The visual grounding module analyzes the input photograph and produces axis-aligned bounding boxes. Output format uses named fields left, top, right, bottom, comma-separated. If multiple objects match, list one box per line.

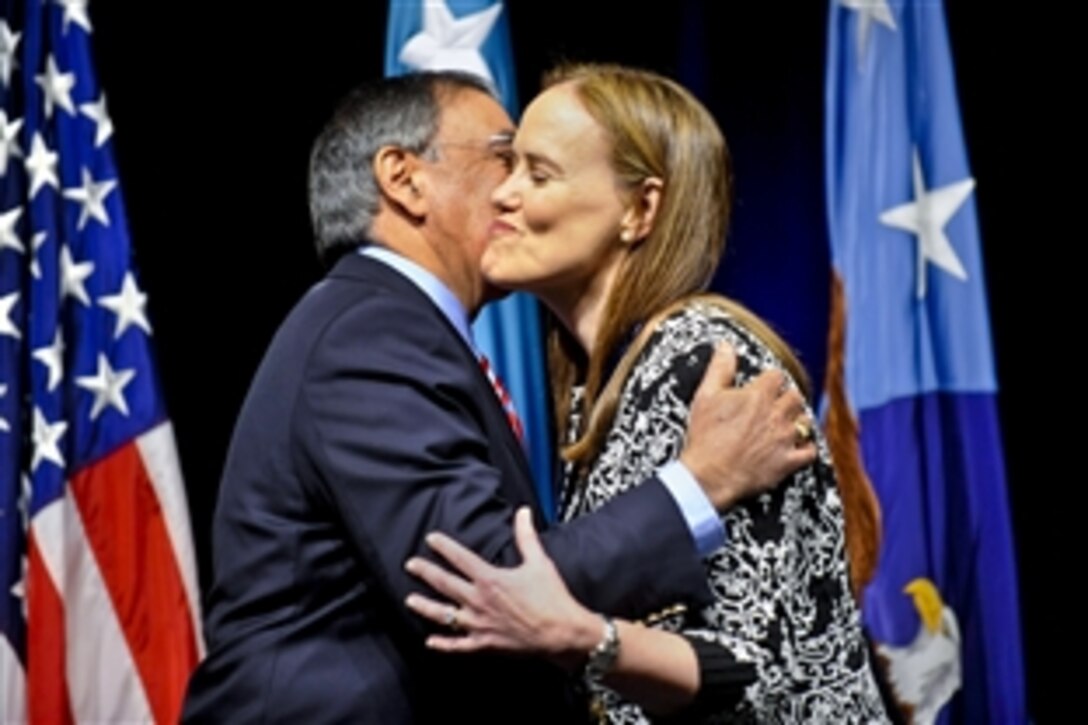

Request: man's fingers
left=771, top=385, right=807, bottom=423
left=773, top=444, right=818, bottom=483
left=747, top=367, right=787, bottom=399
left=512, top=507, right=545, bottom=563
left=699, top=342, right=738, bottom=392
left=768, top=384, right=813, bottom=448
left=791, top=441, right=818, bottom=466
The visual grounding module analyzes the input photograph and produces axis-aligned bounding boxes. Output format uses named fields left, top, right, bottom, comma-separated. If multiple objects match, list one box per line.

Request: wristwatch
left=583, top=617, right=620, bottom=683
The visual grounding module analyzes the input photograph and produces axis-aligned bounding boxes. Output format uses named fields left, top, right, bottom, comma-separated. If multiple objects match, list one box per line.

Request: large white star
left=0, top=110, right=23, bottom=176
left=399, top=0, right=502, bottom=83
left=0, top=384, right=9, bottom=433
left=76, top=353, right=136, bottom=420
left=59, top=245, right=94, bottom=306
left=33, top=329, right=65, bottom=392
left=80, top=94, right=113, bottom=148
left=0, top=20, right=20, bottom=88
left=0, top=206, right=22, bottom=254
left=54, top=0, right=92, bottom=35
left=880, top=149, right=974, bottom=298
left=839, top=0, right=897, bottom=65
left=25, top=133, right=60, bottom=199
left=29, top=230, right=47, bottom=279
left=35, top=55, right=77, bottom=119
left=31, top=407, right=67, bottom=472
left=62, top=167, right=117, bottom=230
left=98, top=271, right=151, bottom=339
left=0, top=291, right=19, bottom=339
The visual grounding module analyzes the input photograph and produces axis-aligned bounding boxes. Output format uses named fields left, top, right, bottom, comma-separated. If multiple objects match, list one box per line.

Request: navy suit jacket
left=182, top=252, right=711, bottom=723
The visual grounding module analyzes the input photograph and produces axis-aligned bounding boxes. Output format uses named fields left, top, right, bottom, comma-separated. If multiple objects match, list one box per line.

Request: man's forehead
left=438, top=88, right=514, bottom=138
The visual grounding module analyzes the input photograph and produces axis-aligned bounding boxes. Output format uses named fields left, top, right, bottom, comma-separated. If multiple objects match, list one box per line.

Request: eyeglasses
left=422, top=132, right=515, bottom=169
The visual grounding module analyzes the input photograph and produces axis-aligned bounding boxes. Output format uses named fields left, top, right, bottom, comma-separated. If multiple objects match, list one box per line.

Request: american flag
left=1, top=1, right=202, bottom=722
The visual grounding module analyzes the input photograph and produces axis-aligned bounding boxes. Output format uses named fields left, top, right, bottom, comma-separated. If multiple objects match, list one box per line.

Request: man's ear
left=619, top=176, right=664, bottom=245
left=373, top=146, right=427, bottom=219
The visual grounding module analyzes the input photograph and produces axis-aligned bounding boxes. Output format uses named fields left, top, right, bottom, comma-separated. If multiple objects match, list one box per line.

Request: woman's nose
left=491, top=173, right=519, bottom=209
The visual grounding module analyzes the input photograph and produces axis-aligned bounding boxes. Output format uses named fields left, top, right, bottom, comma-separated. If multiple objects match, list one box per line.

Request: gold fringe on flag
left=822, top=273, right=883, bottom=600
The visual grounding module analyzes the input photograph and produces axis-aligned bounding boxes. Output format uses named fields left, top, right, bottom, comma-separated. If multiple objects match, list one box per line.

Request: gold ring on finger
left=794, top=418, right=813, bottom=445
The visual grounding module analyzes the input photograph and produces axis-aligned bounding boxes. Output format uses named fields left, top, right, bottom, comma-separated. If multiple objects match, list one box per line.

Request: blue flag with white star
left=385, top=0, right=554, bottom=518
left=1, top=1, right=202, bottom=720
left=826, top=0, right=1025, bottom=721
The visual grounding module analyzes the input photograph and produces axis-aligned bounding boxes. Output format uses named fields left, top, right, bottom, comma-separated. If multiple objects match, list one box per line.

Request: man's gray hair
left=308, top=71, right=494, bottom=266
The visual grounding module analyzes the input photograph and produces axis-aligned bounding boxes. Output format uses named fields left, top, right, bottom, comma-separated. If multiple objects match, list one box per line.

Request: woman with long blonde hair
left=406, top=64, right=889, bottom=723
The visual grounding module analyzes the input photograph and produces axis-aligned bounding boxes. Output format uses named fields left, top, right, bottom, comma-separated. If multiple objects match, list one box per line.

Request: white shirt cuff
left=656, top=460, right=726, bottom=557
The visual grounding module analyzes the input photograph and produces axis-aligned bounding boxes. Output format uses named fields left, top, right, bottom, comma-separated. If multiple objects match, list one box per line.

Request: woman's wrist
left=554, top=610, right=610, bottom=672
left=581, top=617, right=620, bottom=684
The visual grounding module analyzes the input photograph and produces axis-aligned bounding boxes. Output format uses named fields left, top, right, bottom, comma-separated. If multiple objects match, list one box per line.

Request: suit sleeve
left=292, top=295, right=710, bottom=637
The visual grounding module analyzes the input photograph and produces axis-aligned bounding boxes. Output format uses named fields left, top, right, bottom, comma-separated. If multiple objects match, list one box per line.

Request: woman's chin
left=483, top=268, right=532, bottom=292
left=481, top=255, right=529, bottom=292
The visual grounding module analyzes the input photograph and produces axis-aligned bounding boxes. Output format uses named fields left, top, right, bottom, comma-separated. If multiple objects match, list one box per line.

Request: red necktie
left=479, top=355, right=525, bottom=442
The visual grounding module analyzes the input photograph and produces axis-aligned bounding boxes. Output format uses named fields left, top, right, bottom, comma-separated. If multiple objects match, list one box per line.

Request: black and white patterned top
left=562, top=301, right=889, bottom=724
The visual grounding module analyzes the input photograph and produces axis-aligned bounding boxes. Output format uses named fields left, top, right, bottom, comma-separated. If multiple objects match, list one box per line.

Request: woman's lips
left=488, top=219, right=518, bottom=239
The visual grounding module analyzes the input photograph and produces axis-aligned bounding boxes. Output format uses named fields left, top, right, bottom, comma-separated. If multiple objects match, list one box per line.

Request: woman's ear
left=620, top=176, right=664, bottom=245
left=373, top=146, right=427, bottom=219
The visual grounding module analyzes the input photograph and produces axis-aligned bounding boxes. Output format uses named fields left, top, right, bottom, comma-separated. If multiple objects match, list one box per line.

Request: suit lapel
left=329, top=253, right=539, bottom=508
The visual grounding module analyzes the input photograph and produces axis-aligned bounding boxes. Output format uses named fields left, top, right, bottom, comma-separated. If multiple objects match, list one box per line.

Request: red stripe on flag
left=69, top=442, right=200, bottom=725
left=27, top=534, right=75, bottom=725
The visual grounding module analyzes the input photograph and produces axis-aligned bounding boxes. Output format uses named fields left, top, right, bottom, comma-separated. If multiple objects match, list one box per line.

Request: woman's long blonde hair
left=548, top=63, right=881, bottom=595
left=545, top=63, right=808, bottom=468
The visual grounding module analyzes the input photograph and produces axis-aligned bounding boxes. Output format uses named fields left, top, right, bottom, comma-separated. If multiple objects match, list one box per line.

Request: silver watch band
left=583, top=616, right=620, bottom=683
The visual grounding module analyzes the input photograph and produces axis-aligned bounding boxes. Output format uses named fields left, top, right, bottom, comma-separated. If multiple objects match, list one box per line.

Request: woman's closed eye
left=528, top=166, right=551, bottom=185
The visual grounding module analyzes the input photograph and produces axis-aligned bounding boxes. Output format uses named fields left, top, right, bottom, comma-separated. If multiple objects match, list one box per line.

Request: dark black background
left=87, top=3, right=1068, bottom=719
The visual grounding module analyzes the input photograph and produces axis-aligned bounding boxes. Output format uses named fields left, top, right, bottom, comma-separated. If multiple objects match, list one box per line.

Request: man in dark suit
left=182, top=72, right=813, bottom=723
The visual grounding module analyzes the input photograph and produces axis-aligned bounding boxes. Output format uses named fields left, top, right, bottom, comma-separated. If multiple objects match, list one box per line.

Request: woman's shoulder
left=637, top=296, right=783, bottom=385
